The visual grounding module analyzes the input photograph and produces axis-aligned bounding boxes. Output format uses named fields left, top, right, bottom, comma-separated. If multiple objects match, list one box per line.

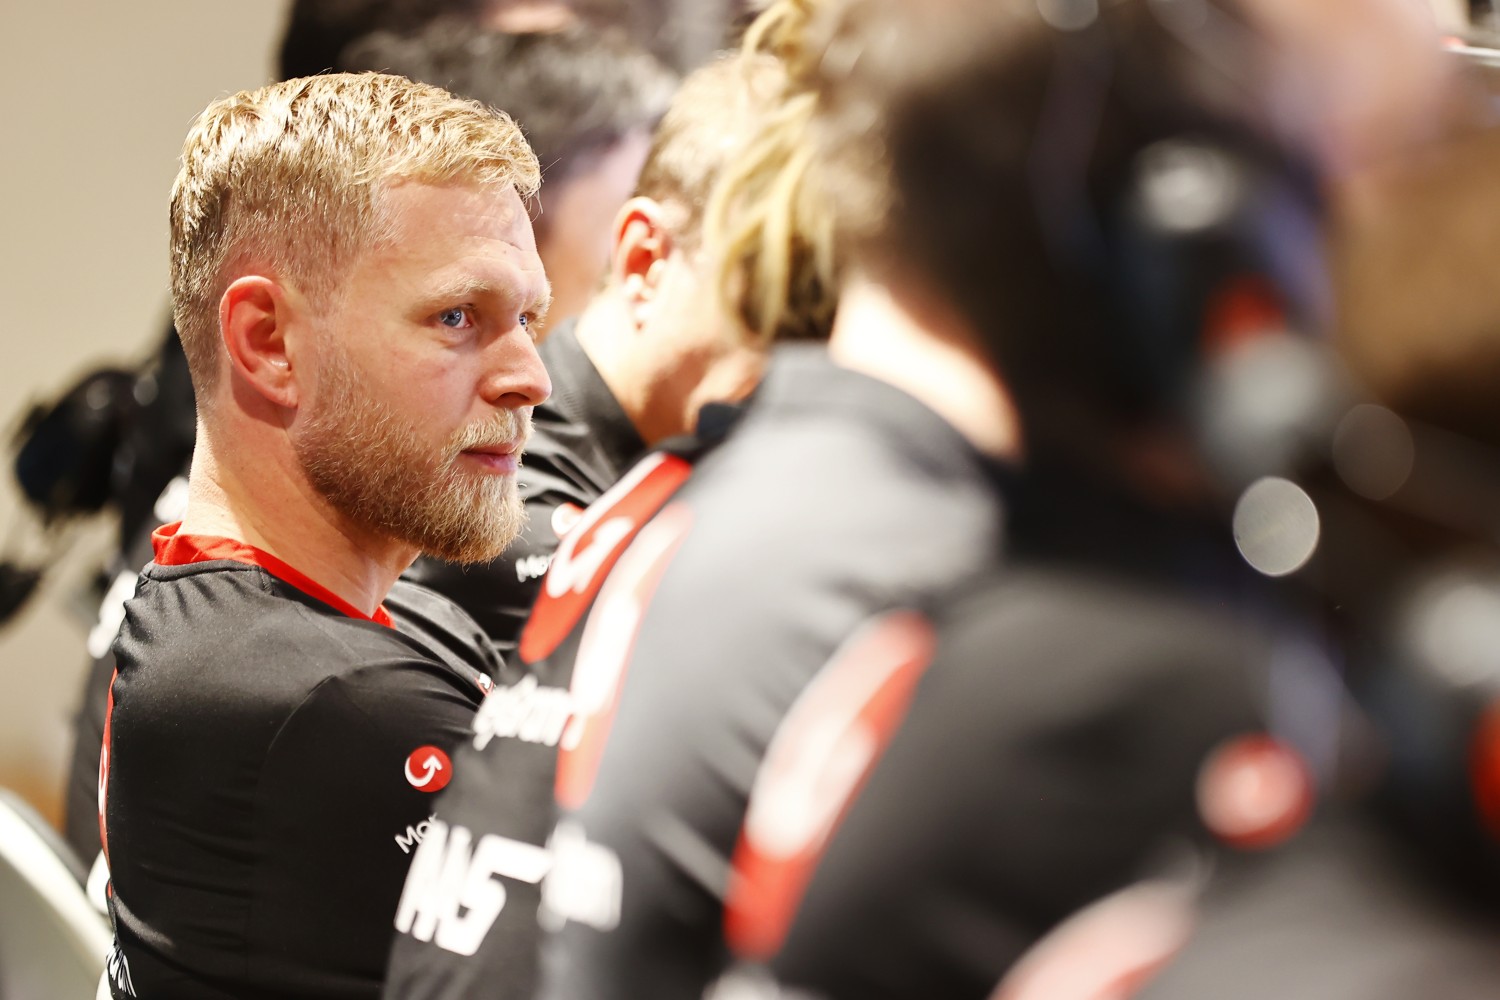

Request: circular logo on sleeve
left=404, top=746, right=454, bottom=793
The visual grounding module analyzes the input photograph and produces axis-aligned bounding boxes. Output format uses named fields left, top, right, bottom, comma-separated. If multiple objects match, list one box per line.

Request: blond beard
left=294, top=352, right=530, bottom=564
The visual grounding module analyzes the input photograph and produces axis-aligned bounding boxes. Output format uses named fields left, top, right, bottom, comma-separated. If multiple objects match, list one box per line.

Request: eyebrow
left=531, top=289, right=553, bottom=329
left=429, top=274, right=553, bottom=322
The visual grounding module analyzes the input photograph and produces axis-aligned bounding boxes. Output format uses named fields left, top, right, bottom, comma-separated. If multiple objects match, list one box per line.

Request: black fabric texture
left=737, top=468, right=1279, bottom=1000
left=761, top=562, right=1267, bottom=1000
left=101, top=562, right=493, bottom=1000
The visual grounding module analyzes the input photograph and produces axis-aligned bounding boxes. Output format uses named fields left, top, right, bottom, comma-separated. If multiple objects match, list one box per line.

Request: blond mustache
left=450, top=407, right=533, bottom=454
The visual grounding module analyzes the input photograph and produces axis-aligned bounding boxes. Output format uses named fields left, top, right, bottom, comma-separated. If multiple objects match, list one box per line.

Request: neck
left=574, top=291, right=689, bottom=446
left=177, top=415, right=414, bottom=618
left=574, top=291, right=648, bottom=429
left=828, top=275, right=1023, bottom=461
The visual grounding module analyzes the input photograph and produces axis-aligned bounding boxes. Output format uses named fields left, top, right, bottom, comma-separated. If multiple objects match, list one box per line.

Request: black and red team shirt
left=528, top=345, right=1013, bottom=1000
left=717, top=469, right=1306, bottom=1000
left=381, top=407, right=735, bottom=1000
left=100, top=524, right=496, bottom=1000
left=403, top=322, right=647, bottom=657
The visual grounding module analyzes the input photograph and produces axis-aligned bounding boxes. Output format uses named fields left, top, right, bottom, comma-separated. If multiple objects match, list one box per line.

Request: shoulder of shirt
left=256, top=668, right=478, bottom=780
left=136, top=559, right=471, bottom=674
left=655, top=415, right=1000, bottom=583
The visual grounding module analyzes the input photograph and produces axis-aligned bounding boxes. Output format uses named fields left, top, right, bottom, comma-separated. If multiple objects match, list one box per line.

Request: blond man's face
left=292, top=180, right=553, bottom=564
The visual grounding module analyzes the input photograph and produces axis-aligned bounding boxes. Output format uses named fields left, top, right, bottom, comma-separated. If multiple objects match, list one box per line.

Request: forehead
left=359, top=179, right=546, bottom=288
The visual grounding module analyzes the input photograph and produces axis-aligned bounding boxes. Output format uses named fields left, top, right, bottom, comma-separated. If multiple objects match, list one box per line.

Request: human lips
left=460, top=439, right=523, bottom=475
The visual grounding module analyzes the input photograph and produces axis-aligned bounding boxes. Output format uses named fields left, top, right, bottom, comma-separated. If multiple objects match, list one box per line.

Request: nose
left=480, top=327, right=551, bottom=409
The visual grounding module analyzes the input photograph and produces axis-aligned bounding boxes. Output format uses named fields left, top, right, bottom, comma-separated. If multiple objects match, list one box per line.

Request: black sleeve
left=236, top=662, right=483, bottom=996
left=759, top=579, right=1265, bottom=1000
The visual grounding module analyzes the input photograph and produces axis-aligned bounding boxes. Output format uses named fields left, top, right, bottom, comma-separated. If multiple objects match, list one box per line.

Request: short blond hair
left=169, top=72, right=540, bottom=399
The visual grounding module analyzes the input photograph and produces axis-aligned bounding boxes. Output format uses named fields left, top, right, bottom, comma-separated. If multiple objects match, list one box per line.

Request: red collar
left=151, top=522, right=395, bottom=629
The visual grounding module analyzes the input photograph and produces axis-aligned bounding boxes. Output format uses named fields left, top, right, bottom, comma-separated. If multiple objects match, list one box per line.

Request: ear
left=219, top=275, right=300, bottom=409
left=609, top=196, right=677, bottom=329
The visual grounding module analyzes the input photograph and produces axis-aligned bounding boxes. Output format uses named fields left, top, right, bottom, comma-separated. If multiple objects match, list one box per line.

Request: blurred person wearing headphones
left=1136, top=48, right=1500, bottom=1000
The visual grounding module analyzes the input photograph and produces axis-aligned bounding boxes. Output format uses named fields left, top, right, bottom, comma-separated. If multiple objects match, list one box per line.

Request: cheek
left=366, top=364, right=473, bottom=440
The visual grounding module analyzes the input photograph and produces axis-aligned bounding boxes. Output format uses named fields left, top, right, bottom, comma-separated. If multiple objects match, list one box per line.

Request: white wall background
left=0, top=1, right=289, bottom=825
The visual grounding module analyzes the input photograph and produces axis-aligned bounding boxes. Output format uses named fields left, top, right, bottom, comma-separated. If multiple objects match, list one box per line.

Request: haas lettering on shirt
left=393, top=818, right=622, bottom=956
left=395, top=820, right=552, bottom=957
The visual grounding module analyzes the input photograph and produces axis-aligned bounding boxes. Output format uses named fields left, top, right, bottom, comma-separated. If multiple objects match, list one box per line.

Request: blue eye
left=439, top=307, right=472, bottom=329
left=518, top=314, right=530, bottom=329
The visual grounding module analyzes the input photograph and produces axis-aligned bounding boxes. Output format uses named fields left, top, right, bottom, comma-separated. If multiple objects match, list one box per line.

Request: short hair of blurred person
left=342, top=19, right=680, bottom=335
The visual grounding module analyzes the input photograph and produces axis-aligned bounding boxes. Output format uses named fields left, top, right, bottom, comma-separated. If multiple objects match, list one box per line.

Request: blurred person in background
left=381, top=46, right=820, bottom=1000
left=527, top=0, right=1449, bottom=999
left=699, top=2, right=1452, bottom=999
left=1134, top=52, right=1500, bottom=1000
left=527, top=2, right=1020, bottom=998
left=98, top=73, right=547, bottom=1000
